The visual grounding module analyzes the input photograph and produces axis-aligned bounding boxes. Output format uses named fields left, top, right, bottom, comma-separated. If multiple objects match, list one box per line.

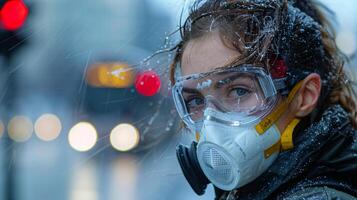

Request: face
left=179, top=31, right=295, bottom=133
left=178, top=31, right=277, bottom=125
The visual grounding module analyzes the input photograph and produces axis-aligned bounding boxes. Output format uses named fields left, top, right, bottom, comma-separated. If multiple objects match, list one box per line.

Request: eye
left=185, top=96, right=205, bottom=110
left=185, top=96, right=205, bottom=113
left=228, top=87, right=251, bottom=98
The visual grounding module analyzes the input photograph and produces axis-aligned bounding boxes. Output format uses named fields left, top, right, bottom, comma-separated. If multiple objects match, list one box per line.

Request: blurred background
left=0, top=0, right=356, bottom=200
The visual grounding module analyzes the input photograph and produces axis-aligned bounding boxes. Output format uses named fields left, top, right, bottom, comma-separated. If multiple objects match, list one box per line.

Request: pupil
left=236, top=88, right=247, bottom=96
left=195, top=98, right=204, bottom=105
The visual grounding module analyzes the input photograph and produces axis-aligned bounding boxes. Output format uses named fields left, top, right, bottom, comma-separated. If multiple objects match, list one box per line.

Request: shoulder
left=279, top=186, right=357, bottom=200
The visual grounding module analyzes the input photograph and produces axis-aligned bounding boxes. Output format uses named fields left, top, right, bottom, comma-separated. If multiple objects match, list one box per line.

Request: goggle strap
left=255, top=81, right=303, bottom=134
left=272, top=77, right=288, bottom=91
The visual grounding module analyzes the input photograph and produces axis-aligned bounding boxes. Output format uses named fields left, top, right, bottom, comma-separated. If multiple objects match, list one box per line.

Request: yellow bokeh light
left=98, top=65, right=111, bottom=86
left=7, top=116, right=33, bottom=142
left=86, top=62, right=134, bottom=88
left=110, top=123, right=140, bottom=152
left=68, top=122, right=97, bottom=152
left=109, top=64, right=134, bottom=88
left=0, top=120, right=5, bottom=138
left=34, top=114, right=62, bottom=141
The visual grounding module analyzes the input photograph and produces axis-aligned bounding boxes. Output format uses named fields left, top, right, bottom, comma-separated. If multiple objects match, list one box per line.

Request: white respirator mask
left=196, top=108, right=281, bottom=190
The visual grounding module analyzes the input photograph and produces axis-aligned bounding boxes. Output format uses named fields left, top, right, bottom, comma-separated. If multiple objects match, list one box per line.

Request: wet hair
left=169, top=0, right=357, bottom=127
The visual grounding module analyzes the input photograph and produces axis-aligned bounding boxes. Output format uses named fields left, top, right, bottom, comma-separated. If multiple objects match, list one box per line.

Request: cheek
left=246, top=93, right=261, bottom=107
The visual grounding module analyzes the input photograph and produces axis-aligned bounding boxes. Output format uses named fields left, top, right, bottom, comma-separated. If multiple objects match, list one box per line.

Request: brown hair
left=169, top=0, right=357, bottom=127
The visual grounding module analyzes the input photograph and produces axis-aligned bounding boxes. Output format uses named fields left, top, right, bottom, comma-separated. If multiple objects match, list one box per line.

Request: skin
left=180, top=31, right=321, bottom=133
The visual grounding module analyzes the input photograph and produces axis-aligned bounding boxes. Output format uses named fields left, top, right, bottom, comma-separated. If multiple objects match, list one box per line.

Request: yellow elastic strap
left=255, top=100, right=289, bottom=134
left=280, top=118, right=300, bottom=150
left=255, top=81, right=303, bottom=134
left=263, top=118, right=301, bottom=158
left=264, top=139, right=281, bottom=159
left=195, top=132, right=200, bottom=142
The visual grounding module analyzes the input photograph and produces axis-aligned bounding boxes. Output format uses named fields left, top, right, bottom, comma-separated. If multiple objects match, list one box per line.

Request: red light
left=135, top=70, right=161, bottom=96
left=0, top=0, right=28, bottom=31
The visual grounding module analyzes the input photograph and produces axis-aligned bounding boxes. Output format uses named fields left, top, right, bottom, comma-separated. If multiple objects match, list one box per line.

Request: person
left=169, top=0, right=357, bottom=199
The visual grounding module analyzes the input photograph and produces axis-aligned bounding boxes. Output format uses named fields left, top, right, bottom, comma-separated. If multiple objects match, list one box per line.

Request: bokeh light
left=86, top=62, right=134, bottom=88
left=0, top=0, right=28, bottom=31
left=135, top=70, right=161, bottom=96
left=68, top=122, right=98, bottom=152
left=0, top=120, right=4, bottom=138
left=7, top=116, right=33, bottom=142
left=336, top=30, right=356, bottom=56
left=110, top=123, right=140, bottom=152
left=110, top=156, right=137, bottom=200
left=34, top=113, right=62, bottom=141
left=70, top=162, right=98, bottom=200
left=109, top=64, right=135, bottom=87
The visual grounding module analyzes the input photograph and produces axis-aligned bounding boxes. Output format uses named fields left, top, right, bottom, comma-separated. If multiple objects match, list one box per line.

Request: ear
left=292, top=73, right=322, bottom=117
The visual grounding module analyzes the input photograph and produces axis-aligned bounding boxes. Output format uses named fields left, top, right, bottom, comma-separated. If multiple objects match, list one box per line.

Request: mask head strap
left=257, top=81, right=303, bottom=155
left=255, top=80, right=303, bottom=134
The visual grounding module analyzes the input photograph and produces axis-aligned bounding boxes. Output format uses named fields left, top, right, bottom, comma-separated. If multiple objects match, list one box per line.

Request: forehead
left=181, top=31, right=241, bottom=76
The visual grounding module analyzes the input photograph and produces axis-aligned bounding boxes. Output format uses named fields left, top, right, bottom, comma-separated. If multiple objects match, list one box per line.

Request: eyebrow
left=182, top=74, right=253, bottom=93
left=216, top=73, right=252, bottom=88
left=182, top=87, right=200, bottom=94
left=216, top=74, right=239, bottom=88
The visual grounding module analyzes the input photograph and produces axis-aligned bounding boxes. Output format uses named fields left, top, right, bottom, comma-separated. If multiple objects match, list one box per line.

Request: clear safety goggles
left=172, top=65, right=286, bottom=130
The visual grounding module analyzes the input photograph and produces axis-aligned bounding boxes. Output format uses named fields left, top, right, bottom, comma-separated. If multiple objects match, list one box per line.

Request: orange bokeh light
left=86, top=62, right=135, bottom=88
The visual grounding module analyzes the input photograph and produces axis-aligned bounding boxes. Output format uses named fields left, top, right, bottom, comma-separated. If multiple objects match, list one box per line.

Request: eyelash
left=185, top=95, right=204, bottom=106
left=228, top=86, right=251, bottom=98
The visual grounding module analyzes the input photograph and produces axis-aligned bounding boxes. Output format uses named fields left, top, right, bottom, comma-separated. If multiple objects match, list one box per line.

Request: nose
left=204, top=96, right=228, bottom=113
left=204, top=95, right=218, bottom=109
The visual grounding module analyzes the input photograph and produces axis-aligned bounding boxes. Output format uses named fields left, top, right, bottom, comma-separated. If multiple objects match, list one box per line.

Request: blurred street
left=0, top=0, right=356, bottom=200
